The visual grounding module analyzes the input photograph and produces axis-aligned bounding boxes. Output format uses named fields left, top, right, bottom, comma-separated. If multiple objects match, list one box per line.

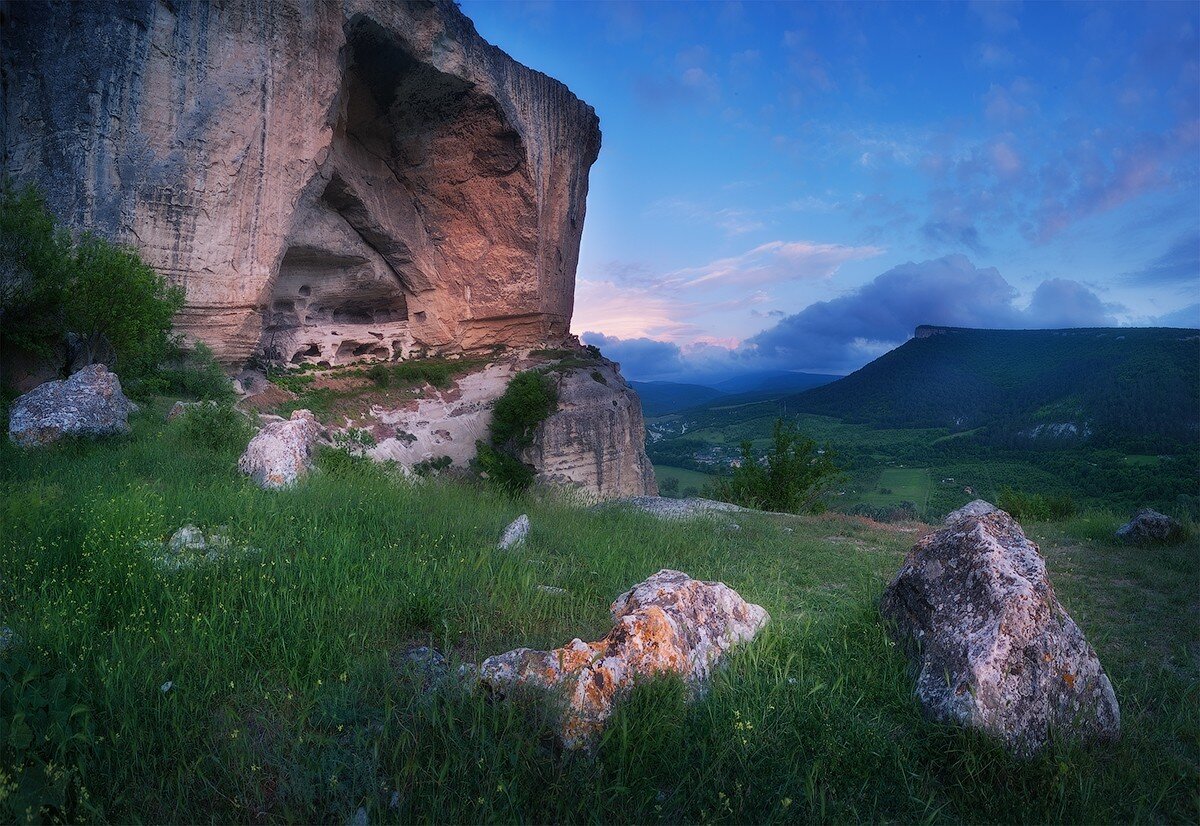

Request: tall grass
left=0, top=406, right=1196, bottom=823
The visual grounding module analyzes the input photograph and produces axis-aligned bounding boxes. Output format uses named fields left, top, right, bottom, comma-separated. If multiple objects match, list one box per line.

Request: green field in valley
left=854, top=467, right=933, bottom=511
left=653, top=464, right=718, bottom=496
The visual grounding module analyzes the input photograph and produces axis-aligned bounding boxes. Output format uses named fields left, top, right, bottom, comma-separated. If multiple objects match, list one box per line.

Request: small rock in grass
left=348, top=807, right=368, bottom=826
left=398, top=646, right=449, bottom=687
left=160, top=680, right=174, bottom=693
left=389, top=791, right=401, bottom=810
left=536, top=585, right=568, bottom=596
left=498, top=514, right=530, bottom=550
left=168, top=525, right=206, bottom=553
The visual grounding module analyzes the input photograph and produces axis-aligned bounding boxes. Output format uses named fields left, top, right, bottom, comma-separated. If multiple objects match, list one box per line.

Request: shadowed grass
left=0, top=405, right=1196, bottom=823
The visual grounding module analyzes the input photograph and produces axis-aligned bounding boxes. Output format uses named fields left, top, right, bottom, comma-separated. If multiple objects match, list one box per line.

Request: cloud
left=920, top=218, right=987, bottom=254
left=1122, top=231, right=1200, bottom=286
left=571, top=278, right=699, bottom=341
left=1024, top=278, right=1120, bottom=328
left=666, top=240, right=884, bottom=289
left=1152, top=303, right=1200, bottom=328
left=583, top=255, right=1125, bottom=381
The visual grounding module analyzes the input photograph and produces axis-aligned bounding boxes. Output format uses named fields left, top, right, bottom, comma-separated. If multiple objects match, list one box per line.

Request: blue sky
left=461, top=0, right=1200, bottom=381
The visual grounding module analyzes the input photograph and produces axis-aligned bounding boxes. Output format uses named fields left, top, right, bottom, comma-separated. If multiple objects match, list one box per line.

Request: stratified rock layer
left=2, top=0, right=600, bottom=364
left=477, top=569, right=769, bottom=749
left=8, top=365, right=134, bottom=446
left=523, top=359, right=658, bottom=499
left=881, top=503, right=1120, bottom=755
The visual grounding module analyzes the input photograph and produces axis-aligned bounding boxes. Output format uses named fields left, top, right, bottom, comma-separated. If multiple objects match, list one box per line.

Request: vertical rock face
left=523, top=359, right=659, bottom=499
left=881, top=503, right=1120, bottom=755
left=2, top=0, right=600, bottom=364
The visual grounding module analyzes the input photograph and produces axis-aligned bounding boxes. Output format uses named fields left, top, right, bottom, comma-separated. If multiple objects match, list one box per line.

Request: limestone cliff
left=1, top=0, right=599, bottom=364
left=523, top=359, right=658, bottom=499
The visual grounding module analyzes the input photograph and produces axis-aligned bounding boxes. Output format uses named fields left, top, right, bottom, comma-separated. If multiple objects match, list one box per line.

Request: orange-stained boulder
left=477, top=569, right=769, bottom=749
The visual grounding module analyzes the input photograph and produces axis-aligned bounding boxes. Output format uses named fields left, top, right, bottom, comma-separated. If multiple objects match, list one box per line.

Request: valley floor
left=1, top=405, right=1197, bottom=823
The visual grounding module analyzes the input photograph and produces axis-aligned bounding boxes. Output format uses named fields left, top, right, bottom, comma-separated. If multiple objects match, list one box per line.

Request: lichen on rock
left=476, top=569, right=769, bottom=750
left=8, top=364, right=134, bottom=447
left=881, top=502, right=1120, bottom=755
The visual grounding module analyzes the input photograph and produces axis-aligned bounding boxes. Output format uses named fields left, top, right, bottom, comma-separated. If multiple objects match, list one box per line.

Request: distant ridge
left=786, top=326, right=1200, bottom=451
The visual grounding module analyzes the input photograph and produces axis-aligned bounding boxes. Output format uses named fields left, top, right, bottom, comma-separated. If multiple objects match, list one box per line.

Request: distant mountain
left=713, top=370, right=840, bottom=395
left=630, top=381, right=726, bottom=417
left=786, top=326, right=1200, bottom=451
left=631, top=371, right=841, bottom=416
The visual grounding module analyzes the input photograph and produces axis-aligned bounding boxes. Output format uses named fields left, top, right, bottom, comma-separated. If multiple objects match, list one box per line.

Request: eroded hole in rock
left=255, top=14, right=539, bottom=368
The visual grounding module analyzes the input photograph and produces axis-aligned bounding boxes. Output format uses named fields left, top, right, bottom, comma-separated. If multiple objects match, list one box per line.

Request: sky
left=461, top=0, right=1200, bottom=383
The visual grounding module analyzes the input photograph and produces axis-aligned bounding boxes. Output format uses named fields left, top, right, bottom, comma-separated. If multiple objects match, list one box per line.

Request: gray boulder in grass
left=881, top=502, right=1119, bottom=755
left=1115, top=508, right=1185, bottom=545
left=8, top=364, right=135, bottom=447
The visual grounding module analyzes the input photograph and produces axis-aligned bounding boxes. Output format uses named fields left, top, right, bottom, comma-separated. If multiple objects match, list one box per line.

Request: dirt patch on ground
left=239, top=383, right=296, bottom=413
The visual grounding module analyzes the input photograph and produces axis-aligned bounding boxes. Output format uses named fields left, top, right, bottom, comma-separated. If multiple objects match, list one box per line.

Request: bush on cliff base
left=0, top=182, right=184, bottom=390
left=476, top=370, right=558, bottom=492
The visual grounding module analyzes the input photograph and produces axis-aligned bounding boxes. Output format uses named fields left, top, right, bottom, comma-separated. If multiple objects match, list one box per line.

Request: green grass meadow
left=1, top=406, right=1197, bottom=823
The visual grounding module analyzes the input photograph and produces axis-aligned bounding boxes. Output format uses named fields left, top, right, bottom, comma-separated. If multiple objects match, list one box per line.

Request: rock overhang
left=1, top=0, right=601, bottom=366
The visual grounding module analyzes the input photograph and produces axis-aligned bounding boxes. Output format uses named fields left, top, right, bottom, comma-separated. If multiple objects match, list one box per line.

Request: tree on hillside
left=66, top=232, right=184, bottom=377
left=0, top=183, right=72, bottom=357
left=712, top=418, right=838, bottom=513
left=0, top=182, right=184, bottom=382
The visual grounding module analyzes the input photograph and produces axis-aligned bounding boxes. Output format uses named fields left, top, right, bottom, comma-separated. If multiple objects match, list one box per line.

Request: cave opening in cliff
left=258, top=16, right=539, bottom=368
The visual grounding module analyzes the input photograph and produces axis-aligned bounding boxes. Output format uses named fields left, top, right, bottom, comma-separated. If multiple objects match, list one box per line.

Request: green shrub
left=331, top=427, right=375, bottom=458
left=489, top=370, right=558, bottom=450
left=474, top=440, right=535, bottom=492
left=711, top=418, right=838, bottom=514
left=0, top=182, right=184, bottom=390
left=173, top=402, right=253, bottom=453
left=366, top=362, right=392, bottom=388
left=473, top=370, right=558, bottom=493
left=0, top=183, right=72, bottom=358
left=1, top=650, right=96, bottom=824
left=997, top=487, right=1077, bottom=521
left=157, top=342, right=233, bottom=402
left=413, top=455, right=453, bottom=477
left=67, top=233, right=184, bottom=383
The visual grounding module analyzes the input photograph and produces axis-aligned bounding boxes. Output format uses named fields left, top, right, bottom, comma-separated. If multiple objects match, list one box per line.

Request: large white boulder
left=238, top=410, right=323, bottom=489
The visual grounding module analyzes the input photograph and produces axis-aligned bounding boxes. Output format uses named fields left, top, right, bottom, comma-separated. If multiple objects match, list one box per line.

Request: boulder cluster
left=4, top=365, right=1130, bottom=758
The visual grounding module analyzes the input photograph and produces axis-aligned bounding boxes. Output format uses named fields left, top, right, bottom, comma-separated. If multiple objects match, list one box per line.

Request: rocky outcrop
left=238, top=410, right=324, bottom=489
left=1116, top=508, right=1185, bottom=544
left=523, top=359, right=658, bottom=499
left=8, top=364, right=135, bottom=447
left=477, top=569, right=769, bottom=749
left=2, top=0, right=600, bottom=365
left=881, top=503, right=1120, bottom=755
